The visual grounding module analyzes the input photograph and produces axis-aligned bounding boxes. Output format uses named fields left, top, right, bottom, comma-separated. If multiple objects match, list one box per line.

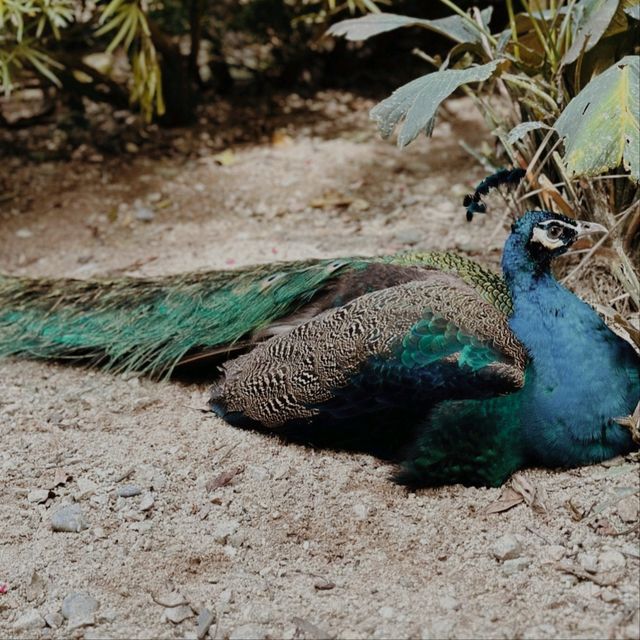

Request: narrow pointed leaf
left=327, top=8, right=492, bottom=44
left=507, top=121, right=551, bottom=145
left=555, top=56, right=639, bottom=181
left=370, top=60, right=504, bottom=148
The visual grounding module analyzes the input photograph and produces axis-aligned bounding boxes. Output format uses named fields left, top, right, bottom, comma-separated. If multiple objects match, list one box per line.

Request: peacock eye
left=546, top=224, right=563, bottom=240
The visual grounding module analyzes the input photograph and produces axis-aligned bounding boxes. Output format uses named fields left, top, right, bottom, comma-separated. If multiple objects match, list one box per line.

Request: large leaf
left=327, top=8, right=492, bottom=44
left=563, top=0, right=620, bottom=65
left=370, top=60, right=504, bottom=148
left=554, top=55, right=639, bottom=181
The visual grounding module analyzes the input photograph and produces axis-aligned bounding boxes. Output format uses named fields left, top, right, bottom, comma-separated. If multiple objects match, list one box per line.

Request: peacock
left=0, top=170, right=638, bottom=487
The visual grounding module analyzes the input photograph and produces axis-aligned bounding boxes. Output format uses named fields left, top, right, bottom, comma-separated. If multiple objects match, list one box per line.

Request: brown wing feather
left=210, top=273, right=526, bottom=428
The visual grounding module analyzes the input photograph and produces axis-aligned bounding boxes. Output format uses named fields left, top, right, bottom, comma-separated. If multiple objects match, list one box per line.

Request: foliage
left=331, top=0, right=640, bottom=309
left=0, top=0, right=388, bottom=124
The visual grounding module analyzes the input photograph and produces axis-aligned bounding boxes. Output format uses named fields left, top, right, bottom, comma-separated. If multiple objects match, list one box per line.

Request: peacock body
left=1, top=201, right=638, bottom=487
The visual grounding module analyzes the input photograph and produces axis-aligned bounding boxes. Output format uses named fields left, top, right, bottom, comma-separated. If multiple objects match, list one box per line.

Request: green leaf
left=327, top=8, right=492, bottom=44
left=562, top=0, right=620, bottom=65
left=370, top=59, right=504, bottom=148
left=554, top=55, right=639, bottom=181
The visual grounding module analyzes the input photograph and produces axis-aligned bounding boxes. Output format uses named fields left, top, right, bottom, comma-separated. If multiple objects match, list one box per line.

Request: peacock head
left=511, top=210, right=607, bottom=264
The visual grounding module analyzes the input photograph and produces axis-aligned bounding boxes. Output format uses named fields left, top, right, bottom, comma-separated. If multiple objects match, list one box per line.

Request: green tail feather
left=0, top=252, right=511, bottom=377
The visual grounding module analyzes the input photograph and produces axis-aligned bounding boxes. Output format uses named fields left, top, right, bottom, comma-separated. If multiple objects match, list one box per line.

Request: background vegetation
left=1, top=0, right=638, bottom=332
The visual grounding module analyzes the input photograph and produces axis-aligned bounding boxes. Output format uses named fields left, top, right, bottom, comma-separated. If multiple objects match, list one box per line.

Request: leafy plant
left=329, top=0, right=640, bottom=312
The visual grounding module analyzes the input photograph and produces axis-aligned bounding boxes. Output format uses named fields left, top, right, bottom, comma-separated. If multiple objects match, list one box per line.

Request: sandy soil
left=1, top=93, right=638, bottom=640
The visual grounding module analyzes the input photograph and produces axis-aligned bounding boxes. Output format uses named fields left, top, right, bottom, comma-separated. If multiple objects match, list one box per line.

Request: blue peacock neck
left=499, top=230, right=637, bottom=466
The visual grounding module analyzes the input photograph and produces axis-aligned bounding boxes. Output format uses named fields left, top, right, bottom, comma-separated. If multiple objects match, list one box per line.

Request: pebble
left=44, top=612, right=64, bottom=629
left=544, top=544, right=566, bottom=562
left=196, top=608, right=216, bottom=639
left=578, top=552, right=599, bottom=573
left=438, top=595, right=460, bottom=611
left=229, top=624, right=268, bottom=640
left=378, top=606, right=394, bottom=619
left=616, top=496, right=639, bottom=523
left=75, top=478, right=98, bottom=500
left=353, top=504, right=369, bottom=520
left=153, top=590, right=188, bottom=608
left=164, top=605, right=194, bottom=624
left=27, top=489, right=50, bottom=504
left=13, top=609, right=46, bottom=631
left=117, top=484, right=142, bottom=498
left=492, top=534, right=522, bottom=561
left=51, top=504, right=89, bottom=533
left=139, top=492, right=155, bottom=511
left=61, top=593, right=99, bottom=627
left=502, top=557, right=530, bottom=575
left=212, top=520, right=239, bottom=545
left=597, top=550, right=626, bottom=583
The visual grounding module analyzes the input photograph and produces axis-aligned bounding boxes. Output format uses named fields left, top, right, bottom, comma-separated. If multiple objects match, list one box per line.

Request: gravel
left=50, top=504, right=89, bottom=533
left=0, top=94, right=638, bottom=639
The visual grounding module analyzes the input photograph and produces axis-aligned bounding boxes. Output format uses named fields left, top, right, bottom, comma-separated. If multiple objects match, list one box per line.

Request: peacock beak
left=575, top=220, right=608, bottom=236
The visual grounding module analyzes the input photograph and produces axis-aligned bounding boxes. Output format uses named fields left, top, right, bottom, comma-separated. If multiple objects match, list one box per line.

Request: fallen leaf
left=484, top=487, right=524, bottom=514
left=271, top=130, right=293, bottom=147
left=206, top=466, right=244, bottom=492
left=565, top=499, right=584, bottom=521
left=213, top=149, right=235, bottom=166
left=310, top=192, right=355, bottom=209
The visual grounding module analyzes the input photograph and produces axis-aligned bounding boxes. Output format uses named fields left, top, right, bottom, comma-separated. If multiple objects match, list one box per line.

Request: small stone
left=44, top=612, right=64, bottom=629
left=219, top=589, right=234, bottom=605
left=492, top=534, right=522, bottom=561
left=153, top=591, right=188, bottom=608
left=16, top=228, right=33, bottom=239
left=502, top=557, right=530, bottom=575
left=616, top=496, right=639, bottom=523
left=125, top=142, right=139, bottom=153
left=597, top=550, right=626, bottom=583
left=229, top=624, right=267, bottom=640
left=164, top=605, right=194, bottom=624
left=228, top=530, right=246, bottom=548
left=212, top=520, right=239, bottom=545
left=117, top=484, right=142, bottom=498
left=139, top=492, right=155, bottom=511
left=314, top=579, right=335, bottom=591
left=75, top=478, right=98, bottom=500
left=13, top=609, right=46, bottom=631
left=438, top=595, right=460, bottom=611
left=545, top=545, right=566, bottom=562
left=27, top=489, right=50, bottom=504
left=353, top=504, right=369, bottom=520
left=578, top=552, right=599, bottom=573
left=26, top=570, right=47, bottom=602
left=51, top=504, right=89, bottom=533
left=196, top=608, right=216, bottom=639
left=379, top=606, right=394, bottom=619
left=134, top=205, right=155, bottom=222
left=600, top=588, right=621, bottom=603
left=61, top=593, right=99, bottom=627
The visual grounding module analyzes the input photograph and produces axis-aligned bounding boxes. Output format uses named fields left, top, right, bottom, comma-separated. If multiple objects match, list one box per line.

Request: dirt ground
left=1, top=93, right=639, bottom=640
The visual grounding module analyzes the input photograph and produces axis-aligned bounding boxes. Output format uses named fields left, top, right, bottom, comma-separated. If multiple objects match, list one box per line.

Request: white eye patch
left=531, top=220, right=578, bottom=249
left=531, top=227, right=565, bottom=249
